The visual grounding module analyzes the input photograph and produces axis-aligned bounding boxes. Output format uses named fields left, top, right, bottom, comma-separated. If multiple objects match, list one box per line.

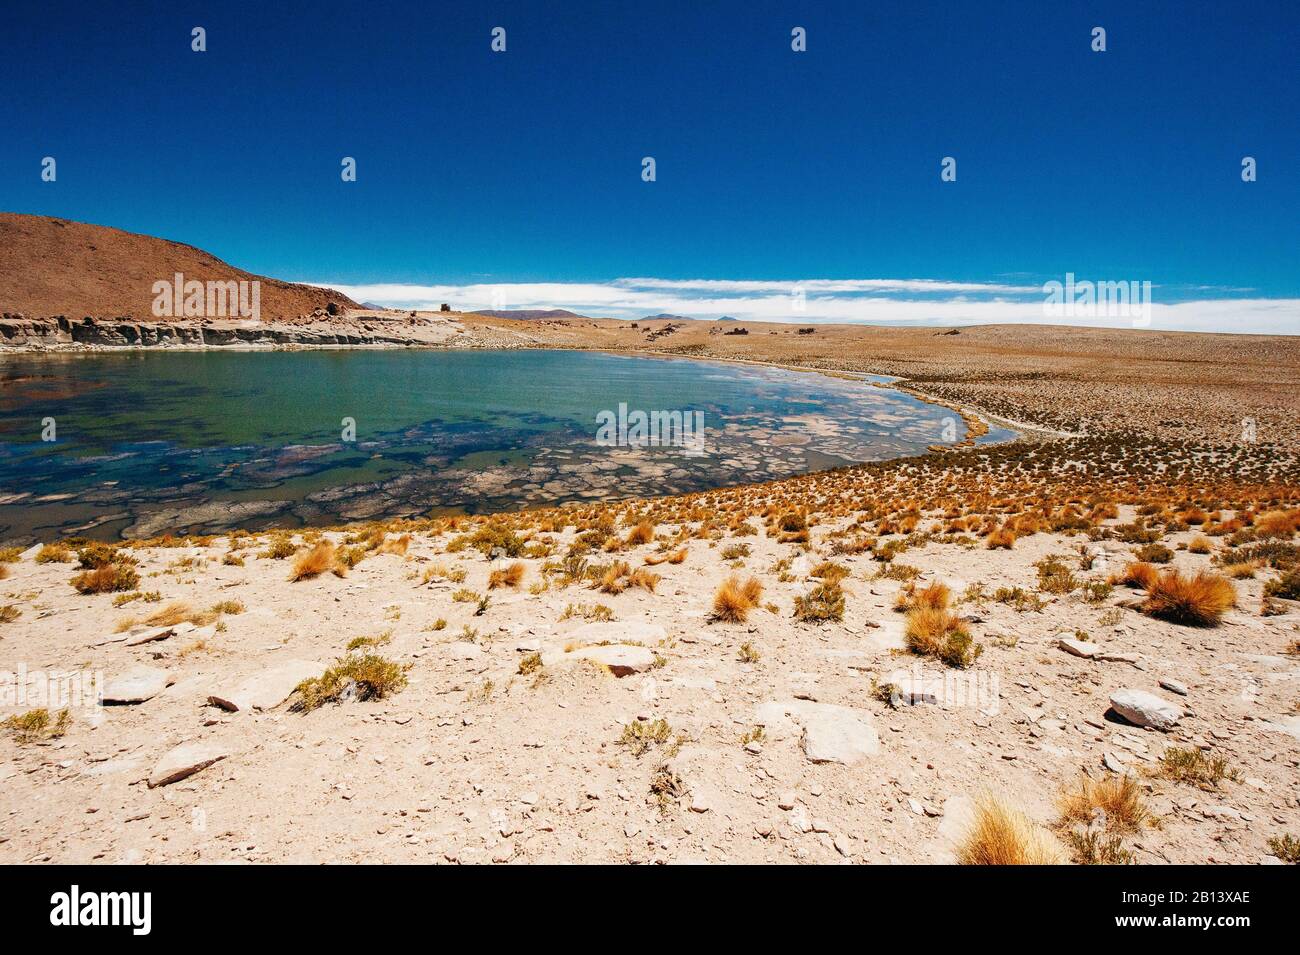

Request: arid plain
left=3, top=310, right=1299, bottom=864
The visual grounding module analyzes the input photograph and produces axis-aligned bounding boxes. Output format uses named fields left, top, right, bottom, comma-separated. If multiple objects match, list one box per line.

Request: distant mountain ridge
left=471, top=308, right=589, bottom=320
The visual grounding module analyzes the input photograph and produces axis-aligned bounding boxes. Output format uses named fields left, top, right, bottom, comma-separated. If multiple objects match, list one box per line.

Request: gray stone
left=543, top=643, right=657, bottom=677
left=755, top=700, right=880, bottom=765
left=1159, top=679, right=1189, bottom=696
left=102, top=666, right=173, bottom=704
left=1058, top=637, right=1100, bottom=659
left=932, top=795, right=976, bottom=864
left=1098, top=650, right=1140, bottom=664
left=1109, top=688, right=1184, bottom=731
left=125, top=622, right=205, bottom=646
left=566, top=619, right=667, bottom=647
left=1263, top=714, right=1300, bottom=742
left=208, top=659, right=322, bottom=712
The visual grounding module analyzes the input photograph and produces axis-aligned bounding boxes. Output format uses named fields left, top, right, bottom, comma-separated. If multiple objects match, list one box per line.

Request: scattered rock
left=1159, top=679, right=1189, bottom=696
left=566, top=620, right=666, bottom=647
left=544, top=644, right=658, bottom=677
left=1262, top=714, right=1300, bottom=742
left=207, top=659, right=322, bottom=712
left=147, top=740, right=231, bottom=788
left=756, top=700, right=881, bottom=764
left=1058, top=637, right=1100, bottom=659
left=123, top=623, right=187, bottom=646
left=102, top=666, right=173, bottom=705
left=1098, top=650, right=1140, bottom=665
left=932, top=795, right=976, bottom=864
left=1108, top=688, right=1184, bottom=731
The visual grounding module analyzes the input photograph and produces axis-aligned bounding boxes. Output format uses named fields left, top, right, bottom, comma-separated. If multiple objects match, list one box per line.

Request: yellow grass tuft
left=375, top=533, right=411, bottom=556
left=290, top=541, right=345, bottom=581
left=986, top=527, right=1017, bottom=550
left=625, top=520, right=655, bottom=546
left=645, top=546, right=688, bottom=566
left=1057, top=774, right=1151, bottom=834
left=712, top=574, right=763, bottom=623
left=904, top=607, right=981, bottom=667
left=71, top=563, right=140, bottom=595
left=4, top=707, right=71, bottom=743
left=958, top=794, right=1065, bottom=865
left=35, top=543, right=74, bottom=563
left=488, top=561, right=526, bottom=589
left=1111, top=560, right=1159, bottom=591
left=293, top=653, right=409, bottom=711
left=1142, top=569, right=1235, bottom=626
left=914, top=581, right=951, bottom=610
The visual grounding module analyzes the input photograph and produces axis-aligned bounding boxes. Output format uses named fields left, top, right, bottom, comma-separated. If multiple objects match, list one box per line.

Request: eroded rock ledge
left=0, top=314, right=458, bottom=349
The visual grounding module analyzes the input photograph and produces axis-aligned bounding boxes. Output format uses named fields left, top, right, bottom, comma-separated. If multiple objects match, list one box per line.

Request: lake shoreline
left=2, top=348, right=993, bottom=544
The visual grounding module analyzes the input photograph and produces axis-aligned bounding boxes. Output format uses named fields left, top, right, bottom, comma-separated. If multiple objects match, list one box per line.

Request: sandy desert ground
left=1, top=393, right=1297, bottom=863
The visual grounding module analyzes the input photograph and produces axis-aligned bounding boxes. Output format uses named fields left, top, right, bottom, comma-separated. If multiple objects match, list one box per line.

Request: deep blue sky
left=2, top=0, right=1297, bottom=302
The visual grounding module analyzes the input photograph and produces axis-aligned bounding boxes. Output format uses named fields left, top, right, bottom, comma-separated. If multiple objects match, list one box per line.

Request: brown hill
left=0, top=213, right=358, bottom=322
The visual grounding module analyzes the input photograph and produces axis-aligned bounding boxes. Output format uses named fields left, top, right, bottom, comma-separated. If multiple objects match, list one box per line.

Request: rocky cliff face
left=0, top=314, right=449, bottom=349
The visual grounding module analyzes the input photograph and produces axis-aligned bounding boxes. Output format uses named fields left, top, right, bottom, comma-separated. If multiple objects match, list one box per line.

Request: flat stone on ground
left=102, top=665, right=173, bottom=704
left=207, top=659, right=322, bottom=712
left=755, top=700, right=880, bottom=764
left=1109, top=688, right=1184, bottom=731
left=1058, top=637, right=1100, bottom=659
left=147, top=740, right=232, bottom=788
left=545, top=644, right=657, bottom=677
left=565, top=620, right=666, bottom=648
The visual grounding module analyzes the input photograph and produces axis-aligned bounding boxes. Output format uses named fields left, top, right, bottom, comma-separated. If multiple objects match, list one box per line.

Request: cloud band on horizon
left=312, top=277, right=1300, bottom=335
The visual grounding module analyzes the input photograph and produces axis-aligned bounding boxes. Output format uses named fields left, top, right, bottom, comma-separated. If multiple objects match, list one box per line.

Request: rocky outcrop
left=0, top=314, right=450, bottom=349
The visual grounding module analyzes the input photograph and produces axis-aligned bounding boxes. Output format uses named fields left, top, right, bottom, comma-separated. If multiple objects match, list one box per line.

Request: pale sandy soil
left=1, top=499, right=1297, bottom=864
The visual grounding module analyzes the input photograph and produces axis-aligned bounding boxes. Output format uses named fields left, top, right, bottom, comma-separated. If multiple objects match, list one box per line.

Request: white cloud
left=314, top=276, right=1300, bottom=335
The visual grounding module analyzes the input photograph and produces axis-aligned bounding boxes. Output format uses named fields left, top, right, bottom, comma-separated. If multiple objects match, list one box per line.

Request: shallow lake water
left=0, top=349, right=1014, bottom=542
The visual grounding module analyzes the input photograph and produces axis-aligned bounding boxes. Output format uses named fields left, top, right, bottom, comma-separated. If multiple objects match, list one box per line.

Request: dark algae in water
left=0, top=349, right=1011, bottom=542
